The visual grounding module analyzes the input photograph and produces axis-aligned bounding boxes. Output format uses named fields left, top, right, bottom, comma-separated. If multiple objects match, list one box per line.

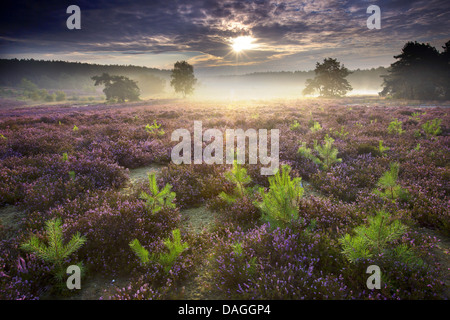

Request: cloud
left=0, top=0, right=449, bottom=72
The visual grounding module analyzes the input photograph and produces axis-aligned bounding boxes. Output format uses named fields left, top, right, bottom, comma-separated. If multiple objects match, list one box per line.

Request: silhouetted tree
left=303, top=58, right=352, bottom=97
left=442, top=41, right=450, bottom=99
left=380, top=41, right=449, bottom=100
left=170, top=61, right=197, bottom=98
left=91, top=73, right=140, bottom=102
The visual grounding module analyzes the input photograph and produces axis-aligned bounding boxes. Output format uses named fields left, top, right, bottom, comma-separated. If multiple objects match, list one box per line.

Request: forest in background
left=0, top=59, right=388, bottom=100
left=0, top=59, right=169, bottom=97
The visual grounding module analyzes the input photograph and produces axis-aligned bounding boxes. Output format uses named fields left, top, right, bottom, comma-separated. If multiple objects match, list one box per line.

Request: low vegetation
left=0, top=100, right=448, bottom=301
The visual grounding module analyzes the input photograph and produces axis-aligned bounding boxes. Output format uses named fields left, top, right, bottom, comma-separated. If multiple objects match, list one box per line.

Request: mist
left=189, top=68, right=387, bottom=100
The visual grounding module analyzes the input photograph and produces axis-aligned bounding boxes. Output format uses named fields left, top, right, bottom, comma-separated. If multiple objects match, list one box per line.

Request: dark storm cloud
left=0, top=0, right=449, bottom=70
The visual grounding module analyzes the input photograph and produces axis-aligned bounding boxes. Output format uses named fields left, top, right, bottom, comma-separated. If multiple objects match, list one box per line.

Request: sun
left=231, top=36, right=257, bottom=52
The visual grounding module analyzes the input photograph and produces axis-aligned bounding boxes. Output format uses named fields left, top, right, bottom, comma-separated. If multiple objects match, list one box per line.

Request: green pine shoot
left=159, top=228, right=189, bottom=272
left=339, top=211, right=423, bottom=266
left=310, top=121, right=322, bottom=133
left=219, top=160, right=252, bottom=204
left=140, top=172, right=176, bottom=213
left=297, top=141, right=322, bottom=166
left=378, top=140, right=390, bottom=154
left=422, top=118, right=442, bottom=136
left=333, top=126, right=349, bottom=139
left=129, top=229, right=188, bottom=273
left=314, top=134, right=342, bottom=170
left=254, top=164, right=304, bottom=229
left=387, top=119, right=404, bottom=135
left=373, top=162, right=408, bottom=202
left=129, top=238, right=150, bottom=265
left=21, top=218, right=86, bottom=280
left=409, top=112, right=421, bottom=122
left=145, top=120, right=165, bottom=137
left=290, top=120, right=301, bottom=131
left=298, top=134, right=342, bottom=170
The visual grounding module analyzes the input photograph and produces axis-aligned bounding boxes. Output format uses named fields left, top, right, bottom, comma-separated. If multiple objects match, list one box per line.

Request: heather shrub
left=0, top=237, right=53, bottom=299
left=341, top=257, right=444, bottom=299
left=57, top=192, right=181, bottom=275
left=88, top=138, right=155, bottom=168
left=0, top=164, right=25, bottom=205
left=159, top=163, right=230, bottom=209
left=408, top=189, right=450, bottom=234
left=5, top=127, right=75, bottom=157
left=213, top=225, right=351, bottom=299
left=208, top=192, right=261, bottom=227
left=312, top=154, right=388, bottom=202
left=356, top=143, right=382, bottom=157
left=14, top=154, right=128, bottom=212
left=297, top=196, right=363, bottom=237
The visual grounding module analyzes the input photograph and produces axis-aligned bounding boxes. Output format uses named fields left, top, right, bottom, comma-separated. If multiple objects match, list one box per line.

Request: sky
left=1, top=0, right=449, bottom=75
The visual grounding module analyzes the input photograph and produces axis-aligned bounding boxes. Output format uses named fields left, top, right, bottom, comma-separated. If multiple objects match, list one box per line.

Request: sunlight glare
left=231, top=36, right=257, bottom=52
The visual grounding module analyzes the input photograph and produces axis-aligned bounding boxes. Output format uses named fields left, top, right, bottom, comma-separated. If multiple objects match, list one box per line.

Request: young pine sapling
left=145, top=120, right=165, bottom=137
left=387, top=119, right=404, bottom=135
left=140, top=172, right=176, bottom=213
left=310, top=121, right=322, bottom=133
left=339, top=211, right=423, bottom=266
left=422, top=118, right=442, bottom=136
left=373, top=162, right=409, bottom=202
left=254, top=164, right=304, bottom=229
left=21, top=218, right=86, bottom=282
left=298, top=134, right=342, bottom=170
left=378, top=140, right=390, bottom=154
left=219, top=160, right=252, bottom=204
left=289, top=120, right=301, bottom=131
left=129, top=228, right=188, bottom=273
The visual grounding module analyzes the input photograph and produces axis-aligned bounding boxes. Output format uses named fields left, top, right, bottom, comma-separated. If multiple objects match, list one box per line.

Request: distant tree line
left=380, top=40, right=450, bottom=100
left=0, top=59, right=168, bottom=95
left=223, top=67, right=387, bottom=93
